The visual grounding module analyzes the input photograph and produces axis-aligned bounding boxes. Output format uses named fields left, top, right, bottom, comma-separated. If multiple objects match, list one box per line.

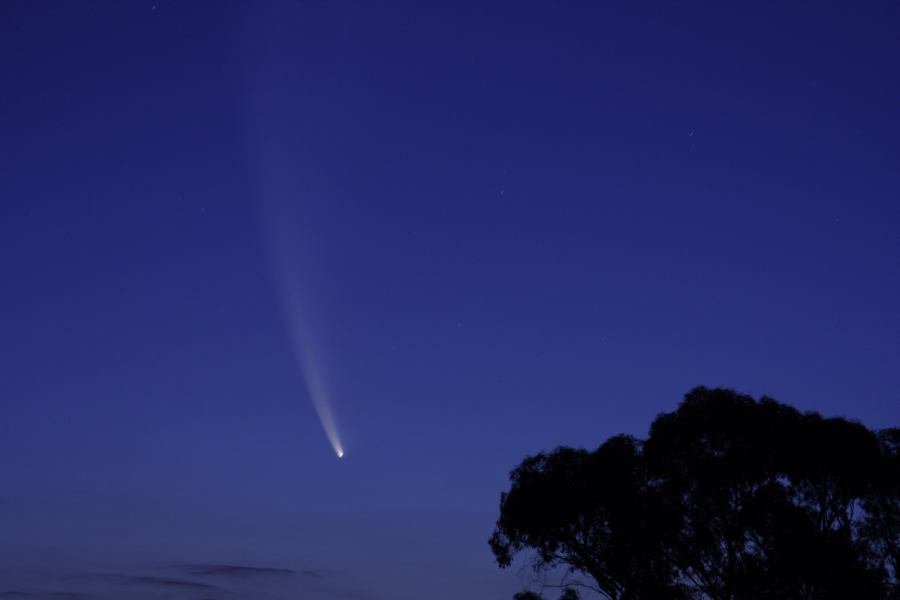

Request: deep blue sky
left=1, top=1, right=899, bottom=599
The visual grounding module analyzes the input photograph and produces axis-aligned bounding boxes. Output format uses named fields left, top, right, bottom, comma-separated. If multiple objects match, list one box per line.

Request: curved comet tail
left=259, top=193, right=345, bottom=459
left=296, top=343, right=345, bottom=458
left=250, top=109, right=344, bottom=457
left=245, top=6, right=349, bottom=460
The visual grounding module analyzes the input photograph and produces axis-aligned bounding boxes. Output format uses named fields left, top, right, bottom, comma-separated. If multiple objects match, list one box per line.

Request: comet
left=243, top=38, right=347, bottom=459
left=273, top=257, right=345, bottom=459
left=293, top=336, right=345, bottom=459
left=254, top=167, right=346, bottom=459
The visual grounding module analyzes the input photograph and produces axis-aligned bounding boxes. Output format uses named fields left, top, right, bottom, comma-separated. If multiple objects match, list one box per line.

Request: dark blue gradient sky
left=1, top=1, right=899, bottom=598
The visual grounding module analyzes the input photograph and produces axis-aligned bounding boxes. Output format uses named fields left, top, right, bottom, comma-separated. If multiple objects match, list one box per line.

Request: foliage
left=490, top=387, right=900, bottom=600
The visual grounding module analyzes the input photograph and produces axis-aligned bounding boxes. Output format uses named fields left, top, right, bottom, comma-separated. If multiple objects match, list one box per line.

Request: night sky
left=1, top=1, right=899, bottom=599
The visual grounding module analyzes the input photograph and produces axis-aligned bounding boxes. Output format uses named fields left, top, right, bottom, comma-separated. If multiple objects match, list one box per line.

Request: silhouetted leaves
left=491, top=387, right=899, bottom=600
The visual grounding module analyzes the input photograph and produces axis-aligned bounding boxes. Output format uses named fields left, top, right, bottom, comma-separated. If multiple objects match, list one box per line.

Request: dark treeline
left=490, top=387, right=900, bottom=600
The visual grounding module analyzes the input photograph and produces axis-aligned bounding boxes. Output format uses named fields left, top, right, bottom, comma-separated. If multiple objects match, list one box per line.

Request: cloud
left=0, top=561, right=376, bottom=600
left=182, top=564, right=295, bottom=577
left=128, top=575, right=217, bottom=589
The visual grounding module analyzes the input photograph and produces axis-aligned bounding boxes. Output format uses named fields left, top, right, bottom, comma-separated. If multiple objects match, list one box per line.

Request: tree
left=490, top=387, right=899, bottom=600
left=861, top=428, right=900, bottom=599
left=643, top=388, right=886, bottom=600
left=489, top=436, right=689, bottom=599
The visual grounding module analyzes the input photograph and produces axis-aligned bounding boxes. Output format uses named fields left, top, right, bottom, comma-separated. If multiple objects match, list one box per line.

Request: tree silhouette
left=490, top=387, right=899, bottom=600
left=490, top=437, right=688, bottom=599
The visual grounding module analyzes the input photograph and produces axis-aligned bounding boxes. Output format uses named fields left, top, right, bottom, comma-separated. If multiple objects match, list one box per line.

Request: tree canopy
left=490, top=387, right=900, bottom=600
